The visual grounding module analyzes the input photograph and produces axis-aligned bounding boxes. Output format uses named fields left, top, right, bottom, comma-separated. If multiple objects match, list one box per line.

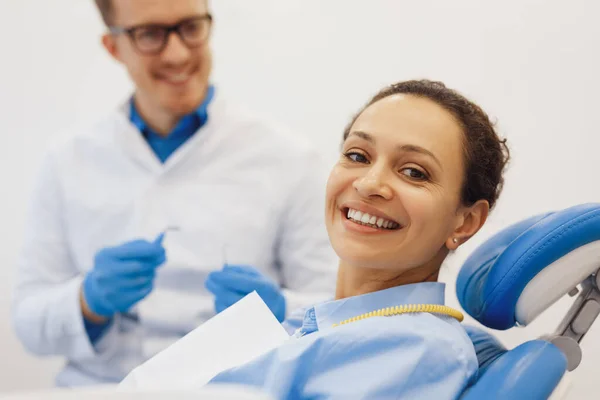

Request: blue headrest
left=457, top=203, right=600, bottom=330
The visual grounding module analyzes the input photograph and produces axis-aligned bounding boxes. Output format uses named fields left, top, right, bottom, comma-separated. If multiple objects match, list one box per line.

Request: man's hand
left=81, top=233, right=166, bottom=321
left=205, top=265, right=286, bottom=322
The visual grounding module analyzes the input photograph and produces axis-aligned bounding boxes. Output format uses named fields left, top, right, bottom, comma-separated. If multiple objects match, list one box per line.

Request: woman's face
left=326, top=94, right=475, bottom=272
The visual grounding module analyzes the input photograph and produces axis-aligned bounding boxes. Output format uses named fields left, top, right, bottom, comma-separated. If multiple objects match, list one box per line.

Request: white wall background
left=0, top=0, right=599, bottom=397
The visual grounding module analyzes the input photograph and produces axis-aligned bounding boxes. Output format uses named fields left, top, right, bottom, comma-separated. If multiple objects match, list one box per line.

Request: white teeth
left=166, top=74, right=189, bottom=83
left=345, top=208, right=400, bottom=230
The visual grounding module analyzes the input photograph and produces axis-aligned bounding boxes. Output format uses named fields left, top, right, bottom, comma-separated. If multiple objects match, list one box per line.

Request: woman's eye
left=401, top=168, right=428, bottom=180
left=344, top=152, right=369, bottom=163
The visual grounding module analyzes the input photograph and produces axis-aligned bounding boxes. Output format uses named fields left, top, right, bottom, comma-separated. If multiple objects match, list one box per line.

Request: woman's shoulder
left=285, top=313, right=478, bottom=395
left=319, top=313, right=477, bottom=365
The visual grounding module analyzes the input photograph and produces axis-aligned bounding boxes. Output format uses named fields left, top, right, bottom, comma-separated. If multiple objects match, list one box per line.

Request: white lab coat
left=11, top=92, right=338, bottom=386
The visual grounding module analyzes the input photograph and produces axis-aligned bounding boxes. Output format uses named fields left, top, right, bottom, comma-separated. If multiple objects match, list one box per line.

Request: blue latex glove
left=82, top=233, right=166, bottom=318
left=205, top=265, right=286, bottom=322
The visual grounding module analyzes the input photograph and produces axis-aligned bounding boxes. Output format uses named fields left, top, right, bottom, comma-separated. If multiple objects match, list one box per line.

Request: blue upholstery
left=457, top=203, right=600, bottom=399
left=461, top=326, right=567, bottom=400
left=463, top=325, right=507, bottom=377
left=457, top=203, right=600, bottom=330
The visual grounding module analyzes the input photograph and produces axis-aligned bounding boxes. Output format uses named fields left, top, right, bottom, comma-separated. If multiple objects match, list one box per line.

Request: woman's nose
left=352, top=167, right=393, bottom=200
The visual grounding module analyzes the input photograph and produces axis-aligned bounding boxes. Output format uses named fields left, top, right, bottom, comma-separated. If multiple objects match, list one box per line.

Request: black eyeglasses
left=109, top=14, right=213, bottom=55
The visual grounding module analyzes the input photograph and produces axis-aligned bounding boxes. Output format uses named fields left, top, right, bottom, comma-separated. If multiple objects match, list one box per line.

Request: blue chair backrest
left=456, top=203, right=600, bottom=399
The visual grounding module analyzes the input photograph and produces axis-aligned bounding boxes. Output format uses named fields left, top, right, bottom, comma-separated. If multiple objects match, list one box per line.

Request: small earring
left=452, top=238, right=458, bottom=244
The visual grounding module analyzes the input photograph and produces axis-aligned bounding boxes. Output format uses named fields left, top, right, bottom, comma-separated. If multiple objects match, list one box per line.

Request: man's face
left=103, top=0, right=212, bottom=117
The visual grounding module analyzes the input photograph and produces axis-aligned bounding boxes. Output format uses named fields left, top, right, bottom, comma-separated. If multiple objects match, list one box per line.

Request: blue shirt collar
left=313, top=282, right=445, bottom=331
left=129, top=84, right=215, bottom=138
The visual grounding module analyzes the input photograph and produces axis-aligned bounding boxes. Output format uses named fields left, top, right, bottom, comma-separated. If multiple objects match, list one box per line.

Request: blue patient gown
left=209, top=282, right=478, bottom=399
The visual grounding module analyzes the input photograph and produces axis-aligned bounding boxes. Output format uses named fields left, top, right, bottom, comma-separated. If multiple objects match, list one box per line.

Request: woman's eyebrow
left=397, top=144, right=442, bottom=168
left=349, top=131, right=441, bottom=168
left=347, top=130, right=375, bottom=143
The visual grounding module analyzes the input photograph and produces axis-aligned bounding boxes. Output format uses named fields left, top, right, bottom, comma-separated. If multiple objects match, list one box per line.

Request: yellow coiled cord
left=332, top=304, right=464, bottom=327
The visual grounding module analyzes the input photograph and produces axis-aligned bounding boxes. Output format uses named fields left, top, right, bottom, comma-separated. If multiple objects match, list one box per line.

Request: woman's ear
left=446, top=200, right=490, bottom=250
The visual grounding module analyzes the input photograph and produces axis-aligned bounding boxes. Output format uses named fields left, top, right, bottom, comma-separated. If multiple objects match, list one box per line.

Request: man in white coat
left=11, top=0, right=337, bottom=386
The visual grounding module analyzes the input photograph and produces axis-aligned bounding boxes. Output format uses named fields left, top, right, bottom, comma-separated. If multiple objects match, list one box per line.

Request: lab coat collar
left=313, top=282, right=446, bottom=330
left=112, top=87, right=223, bottom=175
left=128, top=85, right=216, bottom=138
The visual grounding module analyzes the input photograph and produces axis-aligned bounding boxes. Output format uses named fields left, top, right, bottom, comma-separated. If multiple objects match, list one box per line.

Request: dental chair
left=457, top=203, right=600, bottom=399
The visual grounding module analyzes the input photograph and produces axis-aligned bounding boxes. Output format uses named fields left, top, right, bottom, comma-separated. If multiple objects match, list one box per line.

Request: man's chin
left=163, top=99, right=202, bottom=116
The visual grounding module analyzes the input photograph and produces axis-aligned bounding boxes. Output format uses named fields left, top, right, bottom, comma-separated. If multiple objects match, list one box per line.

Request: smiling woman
left=207, top=80, right=510, bottom=399
left=329, top=80, right=510, bottom=292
